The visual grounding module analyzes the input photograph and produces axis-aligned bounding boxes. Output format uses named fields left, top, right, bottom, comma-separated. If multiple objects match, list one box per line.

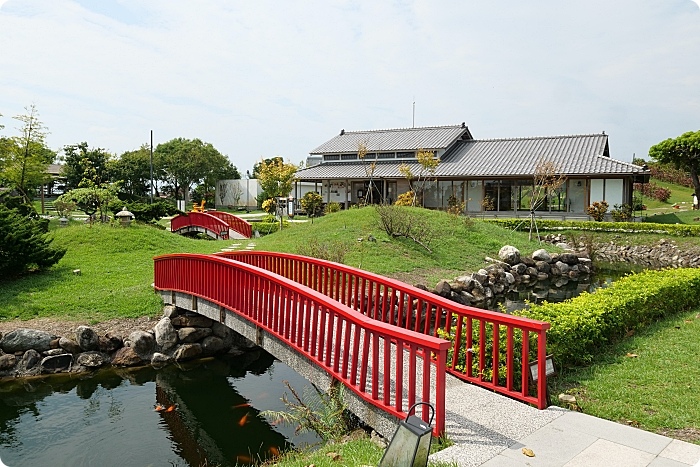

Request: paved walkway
left=429, top=374, right=700, bottom=467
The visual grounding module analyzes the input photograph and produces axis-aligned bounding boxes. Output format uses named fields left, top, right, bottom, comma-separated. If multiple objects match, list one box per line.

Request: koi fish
left=232, top=403, right=251, bottom=409
left=165, top=405, right=176, bottom=412
left=238, top=413, right=249, bottom=426
left=154, top=404, right=166, bottom=412
left=235, top=454, right=251, bottom=463
left=268, top=446, right=280, bottom=456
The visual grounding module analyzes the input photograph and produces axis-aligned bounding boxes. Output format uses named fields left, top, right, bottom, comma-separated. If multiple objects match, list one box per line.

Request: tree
left=358, top=142, right=378, bottom=204
left=57, top=183, right=120, bottom=223
left=649, top=131, right=700, bottom=205
left=109, top=144, right=155, bottom=199
left=61, top=142, right=112, bottom=189
left=527, top=159, right=566, bottom=241
left=398, top=149, right=439, bottom=206
left=252, top=157, right=283, bottom=179
left=154, top=138, right=230, bottom=205
left=256, top=158, right=299, bottom=201
left=1, top=105, right=54, bottom=204
left=0, top=204, right=66, bottom=278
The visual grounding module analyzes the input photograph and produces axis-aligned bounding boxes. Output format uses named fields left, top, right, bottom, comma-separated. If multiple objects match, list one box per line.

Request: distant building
left=295, top=124, right=650, bottom=216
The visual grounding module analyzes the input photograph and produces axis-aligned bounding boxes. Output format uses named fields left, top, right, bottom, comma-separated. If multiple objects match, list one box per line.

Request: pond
left=492, top=263, right=645, bottom=313
left=0, top=350, right=321, bottom=467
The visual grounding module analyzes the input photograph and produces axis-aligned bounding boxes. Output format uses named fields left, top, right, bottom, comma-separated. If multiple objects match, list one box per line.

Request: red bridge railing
left=206, top=211, right=252, bottom=239
left=170, top=212, right=230, bottom=240
left=218, top=251, right=551, bottom=409
left=154, top=253, right=450, bottom=435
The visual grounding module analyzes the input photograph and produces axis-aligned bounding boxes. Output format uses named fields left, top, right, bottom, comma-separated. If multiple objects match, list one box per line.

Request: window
left=377, top=152, right=395, bottom=159
left=341, top=154, right=357, bottom=160
left=396, top=151, right=414, bottom=159
left=324, top=154, right=340, bottom=161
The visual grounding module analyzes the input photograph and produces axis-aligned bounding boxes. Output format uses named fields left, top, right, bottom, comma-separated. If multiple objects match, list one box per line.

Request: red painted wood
left=206, top=211, right=252, bottom=238
left=170, top=212, right=231, bottom=240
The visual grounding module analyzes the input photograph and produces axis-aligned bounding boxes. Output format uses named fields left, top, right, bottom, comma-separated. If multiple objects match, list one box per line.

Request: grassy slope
left=255, top=207, right=546, bottom=282
left=0, top=223, right=228, bottom=322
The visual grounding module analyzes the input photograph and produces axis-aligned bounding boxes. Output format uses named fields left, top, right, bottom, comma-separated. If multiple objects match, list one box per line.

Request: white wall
left=589, top=179, right=605, bottom=204
left=605, top=179, right=624, bottom=206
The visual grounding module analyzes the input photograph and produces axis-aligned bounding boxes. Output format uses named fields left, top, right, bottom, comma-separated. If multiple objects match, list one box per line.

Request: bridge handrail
left=154, top=253, right=450, bottom=435
left=206, top=211, right=252, bottom=239
left=217, top=251, right=551, bottom=409
left=170, top=212, right=230, bottom=240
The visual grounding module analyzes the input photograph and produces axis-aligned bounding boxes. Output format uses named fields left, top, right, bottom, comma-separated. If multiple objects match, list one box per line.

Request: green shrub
left=301, top=192, right=323, bottom=217
left=517, top=268, right=700, bottom=367
left=0, top=205, right=66, bottom=279
left=610, top=203, right=632, bottom=222
left=485, top=218, right=700, bottom=237
left=325, top=201, right=341, bottom=214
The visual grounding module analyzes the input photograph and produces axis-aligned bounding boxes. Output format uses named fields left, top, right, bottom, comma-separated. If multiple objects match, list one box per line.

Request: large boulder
left=111, top=347, right=143, bottom=367
left=40, top=354, right=73, bottom=373
left=126, top=331, right=155, bottom=356
left=171, top=314, right=213, bottom=328
left=0, top=354, right=17, bottom=371
left=532, top=249, right=552, bottom=262
left=154, top=317, right=178, bottom=351
left=178, top=327, right=212, bottom=344
left=76, top=351, right=109, bottom=369
left=173, top=344, right=202, bottom=361
left=17, top=349, right=42, bottom=372
left=98, top=334, right=123, bottom=353
left=1, top=329, right=55, bottom=353
left=75, top=326, right=100, bottom=351
left=498, top=246, right=521, bottom=265
left=201, top=336, right=225, bottom=356
left=59, top=337, right=82, bottom=354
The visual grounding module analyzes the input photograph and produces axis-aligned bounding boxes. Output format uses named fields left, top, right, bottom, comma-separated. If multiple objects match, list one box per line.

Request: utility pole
left=150, top=130, right=154, bottom=204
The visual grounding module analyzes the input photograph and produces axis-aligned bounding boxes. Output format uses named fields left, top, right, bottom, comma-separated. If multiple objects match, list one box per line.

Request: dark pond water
left=0, top=350, right=320, bottom=467
left=491, top=264, right=643, bottom=313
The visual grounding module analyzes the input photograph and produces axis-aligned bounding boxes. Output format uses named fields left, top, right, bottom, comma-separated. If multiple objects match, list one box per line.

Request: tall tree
left=649, top=131, right=700, bottom=204
left=109, top=144, right=155, bottom=199
left=154, top=137, right=230, bottom=205
left=61, top=142, right=112, bottom=189
left=399, top=149, right=439, bottom=206
left=1, top=105, right=54, bottom=204
left=199, top=154, right=240, bottom=205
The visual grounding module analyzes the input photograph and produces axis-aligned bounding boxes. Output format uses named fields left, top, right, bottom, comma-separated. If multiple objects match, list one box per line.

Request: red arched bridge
left=170, top=211, right=252, bottom=240
left=153, top=251, right=550, bottom=436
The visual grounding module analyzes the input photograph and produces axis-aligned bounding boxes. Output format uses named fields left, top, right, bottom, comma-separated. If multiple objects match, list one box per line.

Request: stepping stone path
left=220, top=242, right=256, bottom=252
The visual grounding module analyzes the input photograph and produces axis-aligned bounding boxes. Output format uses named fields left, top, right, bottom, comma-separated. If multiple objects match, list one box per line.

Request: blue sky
left=1, top=0, right=699, bottom=174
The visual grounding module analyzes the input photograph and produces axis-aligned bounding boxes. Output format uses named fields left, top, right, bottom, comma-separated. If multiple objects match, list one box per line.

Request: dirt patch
left=656, top=427, right=700, bottom=444
left=0, top=316, right=160, bottom=340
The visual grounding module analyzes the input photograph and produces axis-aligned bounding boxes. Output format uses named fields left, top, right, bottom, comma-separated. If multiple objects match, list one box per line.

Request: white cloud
left=1, top=0, right=699, bottom=170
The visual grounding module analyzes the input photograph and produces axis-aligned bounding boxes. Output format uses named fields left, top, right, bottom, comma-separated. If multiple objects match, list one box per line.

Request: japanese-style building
left=294, top=124, right=650, bottom=216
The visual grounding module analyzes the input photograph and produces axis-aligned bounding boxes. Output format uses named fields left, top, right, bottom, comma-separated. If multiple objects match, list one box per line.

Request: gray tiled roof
left=296, top=134, right=648, bottom=180
left=310, top=125, right=472, bottom=154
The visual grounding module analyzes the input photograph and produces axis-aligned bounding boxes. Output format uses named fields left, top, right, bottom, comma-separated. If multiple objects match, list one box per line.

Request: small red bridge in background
left=153, top=251, right=550, bottom=437
left=170, top=211, right=252, bottom=240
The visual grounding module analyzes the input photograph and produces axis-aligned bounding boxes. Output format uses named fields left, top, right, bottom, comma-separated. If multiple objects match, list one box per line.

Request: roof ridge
left=468, top=133, right=607, bottom=143
left=340, top=124, right=464, bottom=135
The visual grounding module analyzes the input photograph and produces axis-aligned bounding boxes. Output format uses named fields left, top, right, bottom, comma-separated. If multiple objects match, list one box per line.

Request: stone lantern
left=59, top=217, right=69, bottom=227
left=115, top=207, right=134, bottom=227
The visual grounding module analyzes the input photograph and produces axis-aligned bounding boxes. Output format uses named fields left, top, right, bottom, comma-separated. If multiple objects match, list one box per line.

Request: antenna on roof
left=340, top=129, right=345, bottom=136
left=602, top=130, right=606, bottom=135
left=412, top=97, right=415, bottom=128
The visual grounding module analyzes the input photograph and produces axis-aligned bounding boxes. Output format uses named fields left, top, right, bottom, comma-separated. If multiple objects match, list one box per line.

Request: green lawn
left=0, top=222, right=228, bottom=323
left=638, top=178, right=696, bottom=216
left=552, top=307, right=700, bottom=443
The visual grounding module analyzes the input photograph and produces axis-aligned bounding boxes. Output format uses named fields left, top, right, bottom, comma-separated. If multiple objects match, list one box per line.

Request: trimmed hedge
left=485, top=218, right=700, bottom=237
left=516, top=268, right=700, bottom=367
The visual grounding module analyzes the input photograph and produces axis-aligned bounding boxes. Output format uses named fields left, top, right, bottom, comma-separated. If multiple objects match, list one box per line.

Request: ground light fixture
left=379, top=402, right=434, bottom=467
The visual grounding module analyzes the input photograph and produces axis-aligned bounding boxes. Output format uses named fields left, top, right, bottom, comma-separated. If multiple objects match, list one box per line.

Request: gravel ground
left=0, top=316, right=160, bottom=340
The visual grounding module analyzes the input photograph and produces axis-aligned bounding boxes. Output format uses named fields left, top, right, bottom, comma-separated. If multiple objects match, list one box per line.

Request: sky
left=1, top=0, right=699, bottom=174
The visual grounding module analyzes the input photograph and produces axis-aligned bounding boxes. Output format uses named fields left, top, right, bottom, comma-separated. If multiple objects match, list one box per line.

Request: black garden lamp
left=379, top=402, right=434, bottom=467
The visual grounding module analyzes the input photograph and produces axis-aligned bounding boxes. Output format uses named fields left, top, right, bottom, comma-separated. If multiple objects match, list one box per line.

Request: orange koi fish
left=238, top=413, right=249, bottom=426
left=154, top=404, right=166, bottom=412
left=165, top=405, right=176, bottom=412
left=232, top=403, right=251, bottom=409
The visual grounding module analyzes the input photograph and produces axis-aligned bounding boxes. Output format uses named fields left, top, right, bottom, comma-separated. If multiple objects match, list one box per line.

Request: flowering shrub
left=586, top=201, right=609, bottom=221
left=261, top=198, right=276, bottom=214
